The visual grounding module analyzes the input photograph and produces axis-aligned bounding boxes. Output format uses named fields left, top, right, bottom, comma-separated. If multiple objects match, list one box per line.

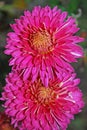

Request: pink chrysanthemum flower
left=5, top=6, right=84, bottom=86
left=1, top=72, right=84, bottom=130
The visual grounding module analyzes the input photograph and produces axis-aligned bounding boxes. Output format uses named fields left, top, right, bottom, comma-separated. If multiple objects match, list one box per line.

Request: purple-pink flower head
left=5, top=6, right=84, bottom=86
left=1, top=71, right=84, bottom=130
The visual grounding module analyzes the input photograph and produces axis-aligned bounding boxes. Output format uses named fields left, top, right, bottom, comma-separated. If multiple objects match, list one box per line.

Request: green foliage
left=48, top=0, right=80, bottom=14
left=80, top=0, right=87, bottom=14
left=0, top=4, right=15, bottom=15
left=66, top=0, right=79, bottom=14
left=68, top=117, right=87, bottom=130
left=48, top=0, right=65, bottom=11
left=49, top=0, right=60, bottom=7
left=25, top=0, right=31, bottom=4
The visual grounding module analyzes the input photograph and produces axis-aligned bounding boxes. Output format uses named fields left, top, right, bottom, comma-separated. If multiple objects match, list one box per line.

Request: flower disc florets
left=1, top=72, right=84, bottom=130
left=5, top=6, right=84, bottom=86
left=29, top=30, right=53, bottom=54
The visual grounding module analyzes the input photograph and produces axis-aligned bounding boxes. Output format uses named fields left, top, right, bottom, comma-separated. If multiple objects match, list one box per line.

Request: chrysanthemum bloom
left=1, top=72, right=84, bottom=130
left=5, top=6, right=84, bottom=86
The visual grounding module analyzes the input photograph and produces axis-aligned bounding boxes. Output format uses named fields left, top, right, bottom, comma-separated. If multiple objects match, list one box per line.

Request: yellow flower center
left=30, top=30, right=53, bottom=54
left=36, top=87, right=56, bottom=106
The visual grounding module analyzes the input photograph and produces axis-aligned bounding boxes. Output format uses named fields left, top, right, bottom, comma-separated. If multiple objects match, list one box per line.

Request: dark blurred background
left=0, top=0, right=87, bottom=130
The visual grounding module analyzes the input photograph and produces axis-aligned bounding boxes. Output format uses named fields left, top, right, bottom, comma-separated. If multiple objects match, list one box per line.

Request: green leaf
left=0, top=5, right=15, bottom=15
left=66, top=0, right=79, bottom=14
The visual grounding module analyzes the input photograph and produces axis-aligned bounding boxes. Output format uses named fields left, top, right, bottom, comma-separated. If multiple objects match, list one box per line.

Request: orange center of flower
left=36, top=87, right=56, bottom=106
left=30, top=31, right=53, bottom=54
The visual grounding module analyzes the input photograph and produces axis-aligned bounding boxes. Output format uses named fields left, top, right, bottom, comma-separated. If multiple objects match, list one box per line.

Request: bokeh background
left=0, top=0, right=87, bottom=130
